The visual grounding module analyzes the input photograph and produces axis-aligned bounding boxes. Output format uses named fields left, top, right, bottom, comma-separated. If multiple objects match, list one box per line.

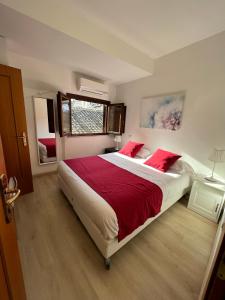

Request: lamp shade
left=114, top=135, right=122, bottom=143
left=208, top=148, right=225, bottom=163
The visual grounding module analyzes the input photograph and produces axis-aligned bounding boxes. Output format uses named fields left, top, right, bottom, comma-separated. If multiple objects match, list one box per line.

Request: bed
left=58, top=152, right=193, bottom=268
left=38, top=138, right=56, bottom=163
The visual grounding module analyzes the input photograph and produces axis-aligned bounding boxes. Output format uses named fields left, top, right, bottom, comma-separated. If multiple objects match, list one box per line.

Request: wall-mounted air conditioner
left=78, top=77, right=108, bottom=96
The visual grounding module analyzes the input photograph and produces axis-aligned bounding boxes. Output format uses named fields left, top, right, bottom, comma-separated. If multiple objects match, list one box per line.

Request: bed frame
left=58, top=174, right=190, bottom=269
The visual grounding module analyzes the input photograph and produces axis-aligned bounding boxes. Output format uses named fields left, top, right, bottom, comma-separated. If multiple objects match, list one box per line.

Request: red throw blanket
left=64, top=156, right=163, bottom=241
left=38, top=138, right=56, bottom=157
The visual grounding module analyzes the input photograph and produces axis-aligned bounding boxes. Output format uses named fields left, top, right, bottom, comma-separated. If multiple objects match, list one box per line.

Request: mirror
left=34, top=97, right=57, bottom=165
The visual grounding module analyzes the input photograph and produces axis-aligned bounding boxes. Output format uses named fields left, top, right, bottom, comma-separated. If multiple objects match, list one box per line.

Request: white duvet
left=58, top=153, right=192, bottom=240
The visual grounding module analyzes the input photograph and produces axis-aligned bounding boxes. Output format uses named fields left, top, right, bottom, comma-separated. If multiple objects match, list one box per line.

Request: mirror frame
left=33, top=97, right=58, bottom=166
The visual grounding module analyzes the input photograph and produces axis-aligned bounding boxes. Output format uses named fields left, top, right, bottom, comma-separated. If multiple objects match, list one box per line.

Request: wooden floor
left=15, top=173, right=217, bottom=300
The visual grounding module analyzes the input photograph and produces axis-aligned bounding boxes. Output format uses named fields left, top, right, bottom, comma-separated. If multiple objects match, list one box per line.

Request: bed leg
left=104, top=258, right=111, bottom=270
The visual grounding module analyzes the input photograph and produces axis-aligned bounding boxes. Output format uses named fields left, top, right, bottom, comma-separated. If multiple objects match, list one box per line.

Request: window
left=71, top=98, right=106, bottom=135
left=57, top=92, right=126, bottom=137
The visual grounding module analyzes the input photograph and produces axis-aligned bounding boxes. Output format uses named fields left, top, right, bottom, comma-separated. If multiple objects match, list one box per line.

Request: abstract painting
left=140, top=91, right=185, bottom=130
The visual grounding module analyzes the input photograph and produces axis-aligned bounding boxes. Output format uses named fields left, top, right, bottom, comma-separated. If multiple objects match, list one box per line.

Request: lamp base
left=115, top=141, right=120, bottom=151
left=205, top=176, right=218, bottom=183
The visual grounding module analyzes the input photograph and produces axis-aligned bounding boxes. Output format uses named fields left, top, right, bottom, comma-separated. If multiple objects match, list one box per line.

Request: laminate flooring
left=15, top=173, right=217, bottom=300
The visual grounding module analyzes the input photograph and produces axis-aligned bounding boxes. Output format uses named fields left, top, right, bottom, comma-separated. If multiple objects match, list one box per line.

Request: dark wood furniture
left=104, top=147, right=119, bottom=154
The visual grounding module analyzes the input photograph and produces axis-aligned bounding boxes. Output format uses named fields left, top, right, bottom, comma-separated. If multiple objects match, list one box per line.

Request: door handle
left=215, top=203, right=220, bottom=213
left=0, top=174, right=21, bottom=223
left=17, top=131, right=27, bottom=146
left=5, top=189, right=21, bottom=207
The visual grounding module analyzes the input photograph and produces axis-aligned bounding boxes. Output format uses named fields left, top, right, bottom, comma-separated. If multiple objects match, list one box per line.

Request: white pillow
left=169, top=160, right=194, bottom=175
left=136, top=147, right=151, bottom=159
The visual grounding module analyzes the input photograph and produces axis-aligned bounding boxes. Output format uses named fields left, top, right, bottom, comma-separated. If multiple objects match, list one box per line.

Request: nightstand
left=104, top=147, right=119, bottom=154
left=188, top=176, right=225, bottom=222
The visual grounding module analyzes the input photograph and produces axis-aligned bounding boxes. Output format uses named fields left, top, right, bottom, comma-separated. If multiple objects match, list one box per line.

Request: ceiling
left=71, top=0, right=225, bottom=58
left=0, top=3, right=150, bottom=83
left=1, top=0, right=225, bottom=84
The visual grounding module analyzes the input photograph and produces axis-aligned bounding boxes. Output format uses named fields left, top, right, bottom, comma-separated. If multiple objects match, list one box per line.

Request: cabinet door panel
left=189, top=182, right=223, bottom=221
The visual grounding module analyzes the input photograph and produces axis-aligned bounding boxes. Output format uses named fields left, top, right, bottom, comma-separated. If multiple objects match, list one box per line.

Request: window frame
left=66, top=93, right=110, bottom=137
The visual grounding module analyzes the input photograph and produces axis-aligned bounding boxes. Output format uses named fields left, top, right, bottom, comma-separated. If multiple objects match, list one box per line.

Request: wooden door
left=107, top=103, right=126, bottom=134
left=57, top=91, right=71, bottom=137
left=0, top=135, right=26, bottom=299
left=0, top=64, right=33, bottom=194
left=0, top=252, right=9, bottom=300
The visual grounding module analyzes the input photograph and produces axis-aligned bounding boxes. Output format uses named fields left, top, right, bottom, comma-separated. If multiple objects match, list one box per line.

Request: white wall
left=7, top=52, right=115, bottom=175
left=0, top=37, right=8, bottom=64
left=117, top=31, right=225, bottom=179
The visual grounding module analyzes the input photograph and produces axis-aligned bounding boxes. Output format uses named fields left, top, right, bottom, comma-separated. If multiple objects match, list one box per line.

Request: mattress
left=58, top=153, right=192, bottom=240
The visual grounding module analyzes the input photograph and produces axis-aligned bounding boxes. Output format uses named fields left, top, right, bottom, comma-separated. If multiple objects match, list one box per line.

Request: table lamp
left=206, top=148, right=225, bottom=182
left=114, top=135, right=122, bottom=150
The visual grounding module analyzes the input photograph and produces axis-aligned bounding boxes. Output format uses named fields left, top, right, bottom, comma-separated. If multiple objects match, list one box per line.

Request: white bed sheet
left=58, top=153, right=192, bottom=240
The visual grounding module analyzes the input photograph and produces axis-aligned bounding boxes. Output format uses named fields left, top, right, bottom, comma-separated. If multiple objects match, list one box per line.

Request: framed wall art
left=140, top=91, right=185, bottom=131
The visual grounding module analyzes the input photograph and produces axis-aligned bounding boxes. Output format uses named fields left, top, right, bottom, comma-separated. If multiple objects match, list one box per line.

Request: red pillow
left=119, top=141, right=144, bottom=158
left=144, top=149, right=181, bottom=172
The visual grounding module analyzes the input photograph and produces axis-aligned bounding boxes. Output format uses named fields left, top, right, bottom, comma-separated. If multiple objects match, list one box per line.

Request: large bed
left=38, top=138, right=56, bottom=163
left=58, top=152, right=193, bottom=268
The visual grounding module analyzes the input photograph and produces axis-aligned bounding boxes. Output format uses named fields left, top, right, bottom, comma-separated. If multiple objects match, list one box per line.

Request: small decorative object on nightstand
left=104, top=147, right=119, bottom=154
left=188, top=175, right=225, bottom=222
